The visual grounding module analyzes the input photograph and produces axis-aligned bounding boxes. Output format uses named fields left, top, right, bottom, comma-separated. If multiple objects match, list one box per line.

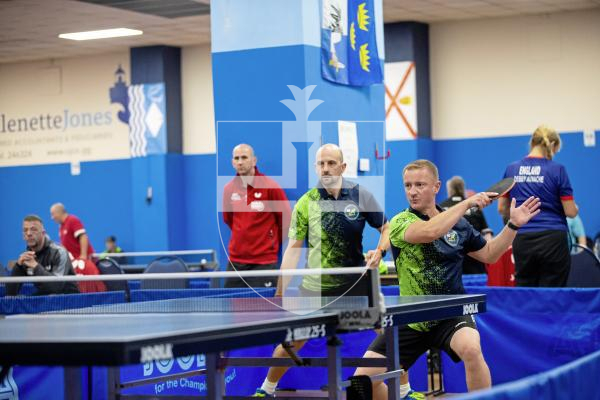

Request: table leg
left=327, top=336, right=343, bottom=400
left=63, top=367, right=82, bottom=400
left=206, top=353, right=224, bottom=399
left=106, top=367, right=119, bottom=399
left=386, top=326, right=400, bottom=400
left=87, top=367, right=93, bottom=400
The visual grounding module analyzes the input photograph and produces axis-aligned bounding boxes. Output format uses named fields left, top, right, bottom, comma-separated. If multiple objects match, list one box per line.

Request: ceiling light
left=58, top=28, right=143, bottom=41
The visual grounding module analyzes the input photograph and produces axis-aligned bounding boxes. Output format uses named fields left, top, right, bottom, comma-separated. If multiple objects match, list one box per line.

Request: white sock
left=260, top=378, right=277, bottom=395
left=400, top=383, right=411, bottom=398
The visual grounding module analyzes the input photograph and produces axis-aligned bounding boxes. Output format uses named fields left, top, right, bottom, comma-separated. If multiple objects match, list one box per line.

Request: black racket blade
left=467, top=177, right=515, bottom=214
left=484, top=177, right=514, bottom=199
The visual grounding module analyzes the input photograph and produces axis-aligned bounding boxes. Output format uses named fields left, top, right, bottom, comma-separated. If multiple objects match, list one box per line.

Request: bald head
left=232, top=143, right=257, bottom=176
left=316, top=144, right=344, bottom=163
left=50, top=203, right=67, bottom=224
left=232, top=143, right=255, bottom=158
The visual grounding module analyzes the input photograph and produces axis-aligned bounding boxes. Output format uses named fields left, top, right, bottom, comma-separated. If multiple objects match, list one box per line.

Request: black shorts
left=368, top=315, right=477, bottom=369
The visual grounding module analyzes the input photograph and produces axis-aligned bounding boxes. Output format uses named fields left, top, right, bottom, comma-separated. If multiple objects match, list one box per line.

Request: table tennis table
left=0, top=292, right=485, bottom=399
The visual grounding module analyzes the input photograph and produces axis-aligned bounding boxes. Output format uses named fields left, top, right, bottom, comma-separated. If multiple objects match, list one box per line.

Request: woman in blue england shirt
left=498, top=125, right=578, bottom=287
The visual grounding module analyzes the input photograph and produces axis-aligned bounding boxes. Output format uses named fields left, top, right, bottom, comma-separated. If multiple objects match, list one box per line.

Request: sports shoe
left=402, top=390, right=425, bottom=400
left=252, top=388, right=274, bottom=397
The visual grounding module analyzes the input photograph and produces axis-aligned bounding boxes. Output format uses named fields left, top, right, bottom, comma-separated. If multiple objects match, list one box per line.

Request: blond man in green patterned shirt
left=356, top=159, right=541, bottom=399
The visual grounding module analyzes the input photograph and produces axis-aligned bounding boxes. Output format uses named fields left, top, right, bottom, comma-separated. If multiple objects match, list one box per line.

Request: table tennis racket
left=468, top=177, right=515, bottom=214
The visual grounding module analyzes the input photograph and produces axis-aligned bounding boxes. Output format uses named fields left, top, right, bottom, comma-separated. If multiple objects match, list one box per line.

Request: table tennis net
left=0, top=270, right=376, bottom=316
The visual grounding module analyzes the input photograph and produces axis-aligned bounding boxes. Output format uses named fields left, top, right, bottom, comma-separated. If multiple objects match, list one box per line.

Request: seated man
left=6, top=215, right=79, bottom=296
left=356, top=160, right=540, bottom=398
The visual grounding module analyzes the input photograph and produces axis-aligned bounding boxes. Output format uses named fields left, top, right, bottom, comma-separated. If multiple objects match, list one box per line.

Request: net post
left=336, top=267, right=385, bottom=329
left=367, top=266, right=383, bottom=311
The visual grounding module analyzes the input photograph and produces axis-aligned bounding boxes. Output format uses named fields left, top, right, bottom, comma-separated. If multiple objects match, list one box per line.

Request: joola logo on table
left=285, top=324, right=326, bottom=341
left=143, top=354, right=206, bottom=376
left=140, top=343, right=174, bottom=363
left=463, top=303, right=479, bottom=315
left=341, top=309, right=372, bottom=319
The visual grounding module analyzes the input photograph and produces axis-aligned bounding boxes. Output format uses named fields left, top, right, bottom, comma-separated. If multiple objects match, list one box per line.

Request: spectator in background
left=567, top=215, right=587, bottom=253
left=99, top=235, right=127, bottom=264
left=50, top=203, right=95, bottom=260
left=222, top=144, right=292, bottom=288
left=6, top=215, right=79, bottom=296
left=103, top=235, right=123, bottom=255
left=498, top=125, right=578, bottom=287
left=440, top=176, right=493, bottom=274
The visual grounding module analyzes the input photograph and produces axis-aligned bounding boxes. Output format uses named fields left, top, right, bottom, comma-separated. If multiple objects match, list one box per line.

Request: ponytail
left=530, top=125, right=561, bottom=159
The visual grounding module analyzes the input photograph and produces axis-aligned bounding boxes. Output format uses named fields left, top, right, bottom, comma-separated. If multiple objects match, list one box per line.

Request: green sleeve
left=389, top=211, right=419, bottom=247
left=288, top=195, right=308, bottom=240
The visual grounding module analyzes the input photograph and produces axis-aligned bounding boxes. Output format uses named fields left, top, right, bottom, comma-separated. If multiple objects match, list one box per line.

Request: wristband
left=378, top=248, right=387, bottom=257
left=507, top=221, right=520, bottom=231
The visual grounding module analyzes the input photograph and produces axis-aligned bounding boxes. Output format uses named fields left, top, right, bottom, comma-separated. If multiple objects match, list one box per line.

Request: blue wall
left=0, top=159, right=134, bottom=263
left=211, top=41, right=388, bottom=257
left=182, top=154, right=221, bottom=260
left=433, top=131, right=600, bottom=236
left=1, top=131, right=598, bottom=266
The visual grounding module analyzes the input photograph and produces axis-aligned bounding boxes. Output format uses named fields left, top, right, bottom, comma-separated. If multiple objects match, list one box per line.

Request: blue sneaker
left=252, top=388, right=274, bottom=397
left=402, top=390, right=425, bottom=400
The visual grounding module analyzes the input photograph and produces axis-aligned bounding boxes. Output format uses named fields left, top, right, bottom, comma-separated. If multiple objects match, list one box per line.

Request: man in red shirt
left=50, top=203, right=95, bottom=260
left=222, top=144, right=291, bottom=288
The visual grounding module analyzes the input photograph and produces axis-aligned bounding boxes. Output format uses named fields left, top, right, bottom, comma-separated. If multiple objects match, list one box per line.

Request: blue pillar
left=129, top=46, right=185, bottom=251
left=384, top=22, right=433, bottom=215
left=211, top=0, right=386, bottom=254
left=131, top=46, right=182, bottom=152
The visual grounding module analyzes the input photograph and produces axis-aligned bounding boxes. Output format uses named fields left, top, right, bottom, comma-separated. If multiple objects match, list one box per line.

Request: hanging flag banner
left=385, top=61, right=418, bottom=140
left=321, top=0, right=383, bottom=86
left=128, top=83, right=167, bottom=157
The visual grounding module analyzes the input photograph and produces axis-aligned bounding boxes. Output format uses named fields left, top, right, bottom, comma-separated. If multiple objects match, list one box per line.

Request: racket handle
left=467, top=206, right=479, bottom=215
left=468, top=195, right=500, bottom=215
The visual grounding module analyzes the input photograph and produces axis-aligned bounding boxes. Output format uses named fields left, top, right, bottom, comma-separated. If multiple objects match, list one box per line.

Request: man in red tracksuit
left=50, top=203, right=95, bottom=260
left=222, top=144, right=291, bottom=288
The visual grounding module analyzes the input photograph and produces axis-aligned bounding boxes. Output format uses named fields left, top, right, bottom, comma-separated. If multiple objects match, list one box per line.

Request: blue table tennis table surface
left=0, top=294, right=485, bottom=366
